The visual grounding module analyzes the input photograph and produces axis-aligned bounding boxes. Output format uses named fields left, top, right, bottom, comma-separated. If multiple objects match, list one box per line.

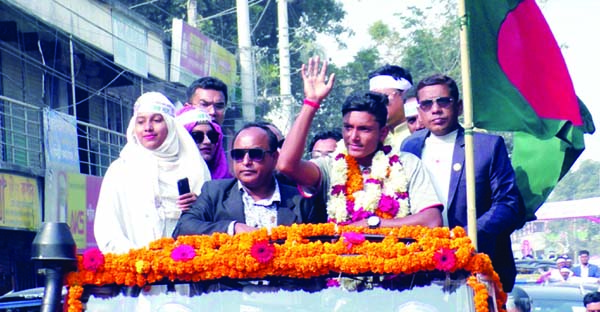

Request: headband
left=176, top=108, right=212, bottom=127
left=404, top=98, right=419, bottom=117
left=134, top=92, right=175, bottom=117
left=369, top=75, right=413, bottom=91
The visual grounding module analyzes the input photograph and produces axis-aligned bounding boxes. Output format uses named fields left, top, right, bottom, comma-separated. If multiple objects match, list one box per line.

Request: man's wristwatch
left=367, top=216, right=381, bottom=229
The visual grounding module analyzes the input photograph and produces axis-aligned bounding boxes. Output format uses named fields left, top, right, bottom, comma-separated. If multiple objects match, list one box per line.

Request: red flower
left=171, top=244, right=196, bottom=261
left=434, top=248, right=457, bottom=272
left=342, top=232, right=365, bottom=250
left=250, top=240, right=275, bottom=263
left=389, top=155, right=400, bottom=165
left=82, top=248, right=104, bottom=271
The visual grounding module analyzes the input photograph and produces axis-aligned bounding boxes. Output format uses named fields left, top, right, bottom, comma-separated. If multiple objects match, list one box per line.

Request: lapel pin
left=453, top=163, right=462, bottom=172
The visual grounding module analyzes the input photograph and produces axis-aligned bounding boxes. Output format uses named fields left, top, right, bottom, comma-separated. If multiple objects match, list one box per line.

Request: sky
left=319, top=0, right=599, bottom=163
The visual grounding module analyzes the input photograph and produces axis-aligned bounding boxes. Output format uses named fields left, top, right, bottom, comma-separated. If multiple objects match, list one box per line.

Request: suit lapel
left=276, top=184, right=298, bottom=225
left=447, top=128, right=465, bottom=210
left=222, top=180, right=246, bottom=222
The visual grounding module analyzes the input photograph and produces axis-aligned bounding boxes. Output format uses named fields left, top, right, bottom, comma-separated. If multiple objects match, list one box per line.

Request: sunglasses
left=278, top=139, right=285, bottom=148
left=230, top=148, right=274, bottom=162
left=191, top=130, right=219, bottom=144
left=418, top=96, right=453, bottom=112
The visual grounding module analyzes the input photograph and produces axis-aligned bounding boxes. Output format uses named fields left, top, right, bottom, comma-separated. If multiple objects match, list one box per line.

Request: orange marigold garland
left=65, top=224, right=506, bottom=312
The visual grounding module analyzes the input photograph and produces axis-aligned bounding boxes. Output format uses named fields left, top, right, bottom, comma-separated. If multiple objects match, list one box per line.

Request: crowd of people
left=93, top=56, right=527, bottom=296
left=536, top=250, right=600, bottom=284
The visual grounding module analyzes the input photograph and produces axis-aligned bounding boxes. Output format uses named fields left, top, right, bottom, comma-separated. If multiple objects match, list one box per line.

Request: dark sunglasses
left=191, top=130, right=219, bottom=144
left=418, top=96, right=453, bottom=111
left=230, top=148, right=274, bottom=162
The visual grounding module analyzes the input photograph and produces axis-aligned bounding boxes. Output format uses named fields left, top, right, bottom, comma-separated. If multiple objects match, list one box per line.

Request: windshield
left=85, top=279, right=478, bottom=312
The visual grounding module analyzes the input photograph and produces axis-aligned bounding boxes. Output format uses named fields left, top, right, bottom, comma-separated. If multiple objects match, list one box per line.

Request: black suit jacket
left=402, top=127, right=525, bottom=292
left=173, top=177, right=325, bottom=236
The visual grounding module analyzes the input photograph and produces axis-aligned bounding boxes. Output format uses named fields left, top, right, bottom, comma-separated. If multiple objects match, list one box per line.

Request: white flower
left=370, top=151, right=388, bottom=179
left=326, top=148, right=410, bottom=223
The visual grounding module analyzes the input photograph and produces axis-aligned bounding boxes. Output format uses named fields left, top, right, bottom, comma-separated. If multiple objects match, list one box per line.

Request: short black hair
left=416, top=74, right=460, bottom=104
left=341, top=92, right=388, bottom=128
left=584, top=291, right=600, bottom=307
left=368, top=64, right=413, bottom=87
left=308, top=130, right=342, bottom=153
left=402, top=86, right=417, bottom=102
left=186, top=77, right=228, bottom=104
left=232, top=122, right=278, bottom=152
left=579, top=250, right=590, bottom=256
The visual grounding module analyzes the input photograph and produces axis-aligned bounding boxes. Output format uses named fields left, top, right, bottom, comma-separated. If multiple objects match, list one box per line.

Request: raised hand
left=301, top=56, right=336, bottom=104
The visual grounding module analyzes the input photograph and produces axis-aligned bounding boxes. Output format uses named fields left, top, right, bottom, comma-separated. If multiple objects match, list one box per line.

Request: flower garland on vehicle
left=65, top=224, right=506, bottom=312
left=327, top=142, right=409, bottom=224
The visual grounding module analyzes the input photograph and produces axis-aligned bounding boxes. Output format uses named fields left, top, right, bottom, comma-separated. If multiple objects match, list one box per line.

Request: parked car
left=515, top=283, right=599, bottom=312
left=0, top=287, right=66, bottom=312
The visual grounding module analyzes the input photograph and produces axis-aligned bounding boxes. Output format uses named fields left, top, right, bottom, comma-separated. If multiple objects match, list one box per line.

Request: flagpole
left=458, top=0, right=478, bottom=250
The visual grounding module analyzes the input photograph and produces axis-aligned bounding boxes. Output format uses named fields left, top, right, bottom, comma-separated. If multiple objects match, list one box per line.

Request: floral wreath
left=327, top=141, right=409, bottom=224
left=65, top=224, right=505, bottom=312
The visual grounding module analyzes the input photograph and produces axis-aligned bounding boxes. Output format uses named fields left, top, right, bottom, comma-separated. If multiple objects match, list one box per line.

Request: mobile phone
left=177, top=177, right=191, bottom=195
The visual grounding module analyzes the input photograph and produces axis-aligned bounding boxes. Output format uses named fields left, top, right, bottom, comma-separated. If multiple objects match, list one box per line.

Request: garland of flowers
left=65, top=224, right=506, bottom=312
left=327, top=142, right=410, bottom=224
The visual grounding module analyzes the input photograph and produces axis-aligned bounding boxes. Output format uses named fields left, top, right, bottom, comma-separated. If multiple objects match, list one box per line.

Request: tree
left=367, top=0, right=461, bottom=83
left=548, top=159, right=600, bottom=201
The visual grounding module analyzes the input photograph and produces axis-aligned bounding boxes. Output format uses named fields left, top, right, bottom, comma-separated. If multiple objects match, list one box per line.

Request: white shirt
left=227, top=179, right=281, bottom=235
left=580, top=264, right=590, bottom=278
left=421, top=129, right=458, bottom=226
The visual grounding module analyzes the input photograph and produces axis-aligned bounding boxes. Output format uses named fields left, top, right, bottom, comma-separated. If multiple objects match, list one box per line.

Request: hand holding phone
left=177, top=177, right=191, bottom=195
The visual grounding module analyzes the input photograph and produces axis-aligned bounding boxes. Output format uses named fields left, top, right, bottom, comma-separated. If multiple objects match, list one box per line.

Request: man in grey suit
left=173, top=123, right=325, bottom=237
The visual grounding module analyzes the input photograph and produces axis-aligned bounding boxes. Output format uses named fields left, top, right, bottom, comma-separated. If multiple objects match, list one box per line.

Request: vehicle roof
left=518, top=283, right=596, bottom=300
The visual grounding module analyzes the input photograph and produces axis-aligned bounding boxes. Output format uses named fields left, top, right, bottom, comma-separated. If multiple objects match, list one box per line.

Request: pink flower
left=389, top=155, right=400, bottom=165
left=250, top=240, right=275, bottom=264
left=396, top=191, right=409, bottom=200
left=382, top=145, right=392, bottom=154
left=346, top=200, right=355, bottom=214
left=433, top=248, right=457, bottom=272
left=378, top=194, right=399, bottom=216
left=365, top=178, right=382, bottom=185
left=331, top=184, right=346, bottom=196
left=350, top=208, right=370, bottom=222
left=342, top=232, right=365, bottom=250
left=171, top=244, right=196, bottom=261
left=326, top=278, right=340, bottom=287
left=335, top=153, right=345, bottom=161
left=82, top=248, right=104, bottom=271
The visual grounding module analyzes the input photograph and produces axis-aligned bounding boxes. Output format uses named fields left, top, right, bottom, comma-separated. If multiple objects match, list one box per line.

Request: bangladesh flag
left=466, top=0, right=595, bottom=221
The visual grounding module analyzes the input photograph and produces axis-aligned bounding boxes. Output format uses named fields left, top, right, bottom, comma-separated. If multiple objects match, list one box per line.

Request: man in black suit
left=401, top=74, right=525, bottom=292
left=173, top=123, right=325, bottom=236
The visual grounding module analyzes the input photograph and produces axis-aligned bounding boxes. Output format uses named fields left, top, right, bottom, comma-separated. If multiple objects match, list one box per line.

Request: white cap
left=176, top=108, right=212, bottom=126
left=404, top=98, right=418, bottom=117
left=369, top=75, right=412, bottom=91
left=134, top=92, right=175, bottom=117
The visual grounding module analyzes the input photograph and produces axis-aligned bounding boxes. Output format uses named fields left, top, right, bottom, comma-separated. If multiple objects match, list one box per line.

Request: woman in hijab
left=94, top=92, right=211, bottom=254
left=176, top=106, right=232, bottom=179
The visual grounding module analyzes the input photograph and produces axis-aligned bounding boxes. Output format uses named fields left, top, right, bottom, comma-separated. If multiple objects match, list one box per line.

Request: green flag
left=466, top=0, right=596, bottom=220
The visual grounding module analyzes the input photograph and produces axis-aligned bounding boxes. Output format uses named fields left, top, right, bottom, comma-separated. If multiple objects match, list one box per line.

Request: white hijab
left=120, top=92, right=210, bottom=224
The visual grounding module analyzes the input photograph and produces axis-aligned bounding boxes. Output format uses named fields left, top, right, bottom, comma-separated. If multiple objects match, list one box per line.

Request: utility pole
left=277, top=0, right=293, bottom=132
left=187, top=0, right=197, bottom=26
left=236, top=0, right=256, bottom=122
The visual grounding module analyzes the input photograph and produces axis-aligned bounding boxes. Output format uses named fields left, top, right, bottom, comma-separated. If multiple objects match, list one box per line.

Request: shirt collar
left=237, top=177, right=281, bottom=205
